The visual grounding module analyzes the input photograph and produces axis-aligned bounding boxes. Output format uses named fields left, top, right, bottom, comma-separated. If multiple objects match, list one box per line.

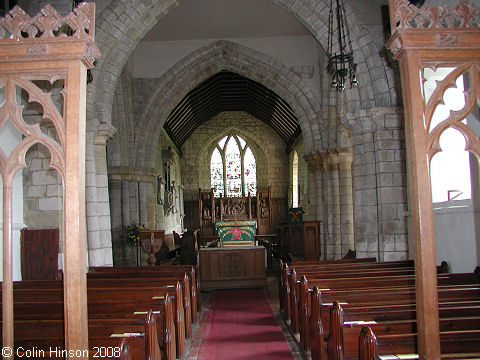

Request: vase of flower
left=123, top=222, right=147, bottom=266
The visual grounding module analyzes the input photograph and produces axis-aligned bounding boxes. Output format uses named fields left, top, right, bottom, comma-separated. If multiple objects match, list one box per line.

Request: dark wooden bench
left=298, top=272, right=480, bottom=349
left=88, top=265, right=199, bottom=322
left=329, top=301, right=480, bottom=359
left=4, top=285, right=179, bottom=360
left=282, top=261, right=452, bottom=339
left=308, top=285, right=480, bottom=360
left=359, top=325, right=480, bottom=360
left=280, top=260, right=422, bottom=323
left=1, top=310, right=161, bottom=360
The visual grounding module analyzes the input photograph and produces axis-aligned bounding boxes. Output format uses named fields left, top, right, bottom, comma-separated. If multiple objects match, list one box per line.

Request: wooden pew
left=88, top=265, right=199, bottom=323
left=1, top=310, right=161, bottom=360
left=329, top=301, right=480, bottom=359
left=4, top=285, right=179, bottom=360
left=298, top=272, right=480, bottom=349
left=308, top=285, right=480, bottom=360
left=283, top=261, right=454, bottom=341
left=359, top=325, right=480, bottom=360
left=279, top=260, right=421, bottom=324
left=87, top=269, right=194, bottom=337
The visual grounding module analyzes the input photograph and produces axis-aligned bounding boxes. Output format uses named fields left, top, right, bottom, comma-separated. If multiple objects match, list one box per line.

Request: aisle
left=195, top=288, right=295, bottom=360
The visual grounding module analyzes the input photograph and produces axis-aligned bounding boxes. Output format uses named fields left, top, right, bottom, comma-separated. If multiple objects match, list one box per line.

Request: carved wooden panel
left=280, top=221, right=321, bottom=260
left=386, top=1, right=480, bottom=357
left=0, top=3, right=100, bottom=357
left=21, top=228, right=59, bottom=280
left=199, top=247, right=266, bottom=290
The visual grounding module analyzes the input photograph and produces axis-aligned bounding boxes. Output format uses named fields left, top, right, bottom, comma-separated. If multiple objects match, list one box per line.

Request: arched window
left=210, top=135, right=257, bottom=197
left=425, top=68, right=472, bottom=203
left=292, top=151, right=299, bottom=207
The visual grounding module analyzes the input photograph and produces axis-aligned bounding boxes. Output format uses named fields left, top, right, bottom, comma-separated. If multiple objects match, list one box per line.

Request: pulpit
left=279, top=221, right=321, bottom=260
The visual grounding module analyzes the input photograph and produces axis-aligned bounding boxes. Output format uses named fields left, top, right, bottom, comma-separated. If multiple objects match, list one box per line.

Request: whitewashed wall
left=434, top=200, right=480, bottom=273
left=133, top=35, right=321, bottom=100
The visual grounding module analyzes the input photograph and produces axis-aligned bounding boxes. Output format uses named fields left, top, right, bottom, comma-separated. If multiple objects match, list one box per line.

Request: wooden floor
left=185, top=276, right=305, bottom=360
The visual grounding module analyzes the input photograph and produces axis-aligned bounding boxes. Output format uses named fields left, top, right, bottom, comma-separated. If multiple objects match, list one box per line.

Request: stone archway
left=131, top=40, right=321, bottom=169
left=89, top=0, right=394, bottom=133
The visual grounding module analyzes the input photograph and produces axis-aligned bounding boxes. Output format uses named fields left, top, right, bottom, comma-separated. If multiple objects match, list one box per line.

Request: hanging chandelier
left=327, top=0, right=358, bottom=92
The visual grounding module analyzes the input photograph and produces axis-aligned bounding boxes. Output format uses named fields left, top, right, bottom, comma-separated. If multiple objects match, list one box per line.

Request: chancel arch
left=87, top=0, right=404, bottom=267
left=132, top=40, right=322, bottom=167
left=90, top=0, right=395, bottom=139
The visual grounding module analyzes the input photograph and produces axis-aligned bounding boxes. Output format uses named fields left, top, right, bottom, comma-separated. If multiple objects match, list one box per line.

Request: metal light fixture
left=327, top=0, right=358, bottom=92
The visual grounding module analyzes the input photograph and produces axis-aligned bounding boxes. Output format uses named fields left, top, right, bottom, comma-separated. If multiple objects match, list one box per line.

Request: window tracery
left=210, top=134, right=257, bottom=197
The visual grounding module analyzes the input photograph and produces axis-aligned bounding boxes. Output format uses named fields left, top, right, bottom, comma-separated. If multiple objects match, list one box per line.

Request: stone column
left=108, top=178, right=122, bottom=266
left=303, top=154, right=317, bottom=221
left=327, top=150, right=341, bottom=259
left=314, top=152, right=330, bottom=259
left=338, top=149, right=355, bottom=254
left=86, top=123, right=115, bottom=267
left=121, top=179, right=134, bottom=265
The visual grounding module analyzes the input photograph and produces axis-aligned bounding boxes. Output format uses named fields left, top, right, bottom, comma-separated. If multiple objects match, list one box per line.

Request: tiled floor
left=184, top=276, right=306, bottom=360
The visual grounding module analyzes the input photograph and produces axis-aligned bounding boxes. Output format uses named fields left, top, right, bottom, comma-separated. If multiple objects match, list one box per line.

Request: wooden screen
left=386, top=0, right=480, bottom=357
left=21, top=229, right=59, bottom=280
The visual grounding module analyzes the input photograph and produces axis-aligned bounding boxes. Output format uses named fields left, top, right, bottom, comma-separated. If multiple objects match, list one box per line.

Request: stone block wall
left=23, top=132, right=62, bottom=230
left=350, top=107, right=408, bottom=260
left=181, top=111, right=289, bottom=202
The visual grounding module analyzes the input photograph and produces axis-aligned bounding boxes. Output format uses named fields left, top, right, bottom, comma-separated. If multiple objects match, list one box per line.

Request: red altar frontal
left=199, top=246, right=266, bottom=290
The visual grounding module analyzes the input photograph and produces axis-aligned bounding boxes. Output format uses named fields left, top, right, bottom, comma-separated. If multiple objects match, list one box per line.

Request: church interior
left=1, top=0, right=480, bottom=359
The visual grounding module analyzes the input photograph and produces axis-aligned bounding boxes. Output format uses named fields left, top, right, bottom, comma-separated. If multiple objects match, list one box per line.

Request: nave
left=186, top=281, right=302, bottom=360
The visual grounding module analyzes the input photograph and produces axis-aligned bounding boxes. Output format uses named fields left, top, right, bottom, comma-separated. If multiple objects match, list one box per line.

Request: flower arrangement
left=123, top=222, right=147, bottom=246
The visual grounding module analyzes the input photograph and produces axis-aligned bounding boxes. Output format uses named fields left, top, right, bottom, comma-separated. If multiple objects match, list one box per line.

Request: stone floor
left=184, top=276, right=306, bottom=360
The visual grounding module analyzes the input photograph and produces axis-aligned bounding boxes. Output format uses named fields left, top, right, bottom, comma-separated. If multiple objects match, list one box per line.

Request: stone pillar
left=108, top=179, right=122, bottom=265
left=303, top=154, right=317, bottom=221
left=86, top=123, right=115, bottom=267
left=338, top=149, right=355, bottom=254
left=314, top=152, right=332, bottom=259
left=327, top=150, right=341, bottom=258
left=121, top=179, right=134, bottom=265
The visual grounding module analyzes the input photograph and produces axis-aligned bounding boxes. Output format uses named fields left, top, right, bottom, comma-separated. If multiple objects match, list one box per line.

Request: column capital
left=338, top=149, right=353, bottom=165
left=94, top=121, right=116, bottom=145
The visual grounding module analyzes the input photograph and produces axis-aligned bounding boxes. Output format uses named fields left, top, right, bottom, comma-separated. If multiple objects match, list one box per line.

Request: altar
left=199, top=246, right=266, bottom=290
left=216, top=220, right=256, bottom=247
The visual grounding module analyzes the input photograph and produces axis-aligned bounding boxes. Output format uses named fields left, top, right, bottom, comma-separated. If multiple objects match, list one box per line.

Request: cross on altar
left=231, top=223, right=242, bottom=240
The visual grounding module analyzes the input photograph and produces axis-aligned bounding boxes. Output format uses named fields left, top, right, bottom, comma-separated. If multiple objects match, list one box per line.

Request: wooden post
left=386, top=1, right=480, bottom=358
left=0, top=4, right=100, bottom=358
left=2, top=176, right=14, bottom=357
left=63, top=60, right=89, bottom=355
left=398, top=52, right=440, bottom=359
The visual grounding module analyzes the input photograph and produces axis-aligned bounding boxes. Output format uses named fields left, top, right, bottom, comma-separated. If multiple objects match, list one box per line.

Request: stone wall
left=181, top=111, right=289, bottom=201
left=350, top=107, right=408, bottom=260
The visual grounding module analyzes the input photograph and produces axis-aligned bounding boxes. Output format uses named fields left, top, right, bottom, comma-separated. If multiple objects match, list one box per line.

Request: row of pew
left=279, top=258, right=480, bottom=359
left=1, top=261, right=201, bottom=359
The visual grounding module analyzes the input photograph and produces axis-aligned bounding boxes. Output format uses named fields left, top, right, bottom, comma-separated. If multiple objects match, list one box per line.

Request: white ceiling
left=141, top=0, right=311, bottom=42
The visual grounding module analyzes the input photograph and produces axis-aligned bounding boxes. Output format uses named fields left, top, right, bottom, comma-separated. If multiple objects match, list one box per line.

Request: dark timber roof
left=164, top=71, right=301, bottom=152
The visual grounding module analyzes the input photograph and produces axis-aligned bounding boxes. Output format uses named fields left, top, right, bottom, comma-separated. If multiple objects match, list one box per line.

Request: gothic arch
left=132, top=40, right=320, bottom=168
left=89, top=0, right=395, bottom=142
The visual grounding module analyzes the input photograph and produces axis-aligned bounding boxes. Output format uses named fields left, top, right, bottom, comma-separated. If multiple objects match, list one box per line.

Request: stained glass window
left=210, top=148, right=224, bottom=197
left=244, top=147, right=256, bottom=196
left=292, top=151, right=299, bottom=207
left=210, top=134, right=257, bottom=197
left=225, top=137, right=242, bottom=196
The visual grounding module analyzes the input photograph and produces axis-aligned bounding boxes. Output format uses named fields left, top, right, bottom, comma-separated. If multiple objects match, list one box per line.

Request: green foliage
left=123, top=222, right=147, bottom=246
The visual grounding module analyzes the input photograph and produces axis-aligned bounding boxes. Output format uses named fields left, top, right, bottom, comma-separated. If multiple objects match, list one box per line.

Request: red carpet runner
left=197, top=288, right=294, bottom=360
